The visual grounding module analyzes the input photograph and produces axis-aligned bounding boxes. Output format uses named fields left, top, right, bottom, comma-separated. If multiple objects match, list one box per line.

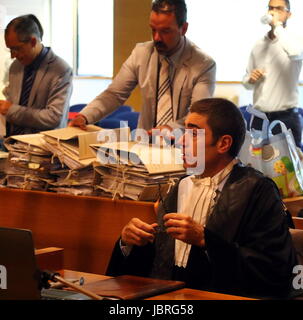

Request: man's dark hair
left=151, top=0, right=187, bottom=27
left=190, top=98, right=246, bottom=158
left=5, top=14, right=43, bottom=42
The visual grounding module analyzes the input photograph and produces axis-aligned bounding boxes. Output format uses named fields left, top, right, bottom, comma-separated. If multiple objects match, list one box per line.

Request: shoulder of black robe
left=204, top=163, right=297, bottom=298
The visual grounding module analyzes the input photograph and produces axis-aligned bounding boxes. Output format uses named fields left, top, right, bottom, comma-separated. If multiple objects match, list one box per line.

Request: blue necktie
left=19, top=68, right=35, bottom=107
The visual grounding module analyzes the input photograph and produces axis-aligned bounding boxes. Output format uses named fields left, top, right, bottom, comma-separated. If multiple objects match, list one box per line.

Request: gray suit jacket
left=81, top=38, right=216, bottom=130
left=4, top=48, right=73, bottom=135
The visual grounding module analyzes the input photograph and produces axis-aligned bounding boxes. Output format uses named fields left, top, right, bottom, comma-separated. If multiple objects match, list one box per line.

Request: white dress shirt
left=243, top=26, right=303, bottom=112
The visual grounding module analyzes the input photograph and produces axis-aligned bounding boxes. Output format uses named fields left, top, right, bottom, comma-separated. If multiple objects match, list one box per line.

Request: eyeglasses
left=268, top=5, right=289, bottom=12
left=7, top=41, right=30, bottom=55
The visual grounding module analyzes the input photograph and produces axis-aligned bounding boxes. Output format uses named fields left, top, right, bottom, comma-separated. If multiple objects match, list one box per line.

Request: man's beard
left=154, top=41, right=168, bottom=54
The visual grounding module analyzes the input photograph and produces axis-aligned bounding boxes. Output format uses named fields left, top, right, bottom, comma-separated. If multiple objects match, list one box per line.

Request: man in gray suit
left=70, top=0, right=216, bottom=133
left=0, top=14, right=73, bottom=136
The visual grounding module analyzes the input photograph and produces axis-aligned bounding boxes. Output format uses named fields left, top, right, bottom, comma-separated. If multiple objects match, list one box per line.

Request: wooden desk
left=292, top=216, right=303, bottom=229
left=284, top=196, right=303, bottom=217
left=146, top=288, right=256, bottom=300
left=0, top=188, right=156, bottom=274
left=35, top=247, right=64, bottom=271
left=60, top=270, right=255, bottom=300
left=60, top=269, right=111, bottom=284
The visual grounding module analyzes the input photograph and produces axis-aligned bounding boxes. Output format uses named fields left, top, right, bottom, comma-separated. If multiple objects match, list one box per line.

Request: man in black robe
left=106, top=98, right=297, bottom=298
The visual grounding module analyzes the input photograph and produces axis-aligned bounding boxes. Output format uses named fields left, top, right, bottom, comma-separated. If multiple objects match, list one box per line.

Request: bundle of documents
left=4, top=134, right=50, bottom=156
left=0, top=150, right=8, bottom=185
left=40, top=125, right=102, bottom=170
left=48, top=165, right=96, bottom=196
left=3, top=134, right=58, bottom=190
left=39, top=126, right=129, bottom=195
left=1, top=129, right=187, bottom=202
left=92, top=141, right=185, bottom=201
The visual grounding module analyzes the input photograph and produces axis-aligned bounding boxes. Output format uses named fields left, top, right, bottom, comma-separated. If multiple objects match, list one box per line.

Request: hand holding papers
left=41, top=125, right=102, bottom=167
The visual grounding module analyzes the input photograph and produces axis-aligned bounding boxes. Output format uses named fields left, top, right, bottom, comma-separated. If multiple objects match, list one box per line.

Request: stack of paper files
left=39, top=125, right=128, bottom=196
left=40, top=125, right=102, bottom=170
left=92, top=141, right=185, bottom=201
left=0, top=150, right=8, bottom=185
left=3, top=134, right=58, bottom=191
left=48, top=165, right=96, bottom=196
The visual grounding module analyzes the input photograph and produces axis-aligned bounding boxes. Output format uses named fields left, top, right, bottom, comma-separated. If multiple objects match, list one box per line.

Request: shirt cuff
left=119, top=239, right=133, bottom=257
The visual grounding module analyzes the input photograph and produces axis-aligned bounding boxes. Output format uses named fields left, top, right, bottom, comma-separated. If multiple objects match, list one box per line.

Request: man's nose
left=10, top=51, right=17, bottom=59
left=153, top=31, right=162, bottom=42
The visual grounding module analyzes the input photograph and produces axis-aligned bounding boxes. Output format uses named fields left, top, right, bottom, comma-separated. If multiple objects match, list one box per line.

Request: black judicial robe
left=106, top=163, right=297, bottom=298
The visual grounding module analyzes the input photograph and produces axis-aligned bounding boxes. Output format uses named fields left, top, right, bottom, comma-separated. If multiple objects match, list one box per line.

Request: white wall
left=69, top=79, right=303, bottom=111
left=214, top=83, right=303, bottom=110
left=70, top=78, right=112, bottom=106
left=1, top=0, right=303, bottom=111
left=0, top=0, right=51, bottom=44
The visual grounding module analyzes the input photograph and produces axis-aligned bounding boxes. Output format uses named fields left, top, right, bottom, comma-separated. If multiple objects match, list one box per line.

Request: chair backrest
left=106, top=106, right=132, bottom=118
left=69, top=104, right=86, bottom=113
left=0, top=227, right=41, bottom=300
left=96, top=106, right=139, bottom=131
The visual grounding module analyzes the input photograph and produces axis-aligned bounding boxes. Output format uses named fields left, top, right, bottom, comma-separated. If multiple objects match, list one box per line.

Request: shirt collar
left=168, top=36, right=186, bottom=66
left=191, top=158, right=238, bottom=188
left=25, top=46, right=49, bottom=72
left=159, top=36, right=186, bottom=67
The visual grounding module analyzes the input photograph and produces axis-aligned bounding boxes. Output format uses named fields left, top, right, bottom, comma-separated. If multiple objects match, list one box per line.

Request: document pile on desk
left=0, top=128, right=187, bottom=202
left=48, top=165, right=96, bottom=196
left=40, top=125, right=102, bottom=170
left=92, top=141, right=185, bottom=201
left=35, top=125, right=103, bottom=196
left=3, top=134, right=58, bottom=190
left=0, top=150, right=8, bottom=185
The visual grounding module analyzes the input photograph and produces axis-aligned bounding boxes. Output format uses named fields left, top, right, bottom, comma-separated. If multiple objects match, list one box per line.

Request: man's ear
left=217, top=135, right=233, bottom=154
left=30, top=36, right=37, bottom=48
left=181, top=22, right=188, bottom=36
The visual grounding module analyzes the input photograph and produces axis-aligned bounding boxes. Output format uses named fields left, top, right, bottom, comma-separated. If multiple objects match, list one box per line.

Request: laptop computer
left=0, top=227, right=91, bottom=300
left=0, top=227, right=185, bottom=300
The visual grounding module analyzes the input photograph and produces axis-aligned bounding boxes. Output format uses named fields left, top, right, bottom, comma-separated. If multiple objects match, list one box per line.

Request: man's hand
left=148, top=125, right=173, bottom=135
left=0, top=100, right=12, bottom=115
left=163, top=213, right=205, bottom=247
left=248, top=69, right=266, bottom=84
left=121, top=218, right=158, bottom=246
left=148, top=125, right=175, bottom=146
left=68, top=114, right=88, bottom=130
left=269, top=11, right=282, bottom=28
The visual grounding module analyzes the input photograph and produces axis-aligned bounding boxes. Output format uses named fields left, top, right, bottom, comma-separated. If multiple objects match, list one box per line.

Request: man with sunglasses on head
left=0, top=14, right=73, bottom=136
left=243, top=0, right=303, bottom=148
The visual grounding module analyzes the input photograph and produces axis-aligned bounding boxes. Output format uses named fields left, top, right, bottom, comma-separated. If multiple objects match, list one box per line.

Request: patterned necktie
left=156, top=57, right=173, bottom=127
left=10, top=68, right=36, bottom=135
left=19, top=68, right=35, bottom=107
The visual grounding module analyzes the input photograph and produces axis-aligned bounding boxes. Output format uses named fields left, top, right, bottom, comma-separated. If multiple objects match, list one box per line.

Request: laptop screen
left=0, top=227, right=41, bottom=300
